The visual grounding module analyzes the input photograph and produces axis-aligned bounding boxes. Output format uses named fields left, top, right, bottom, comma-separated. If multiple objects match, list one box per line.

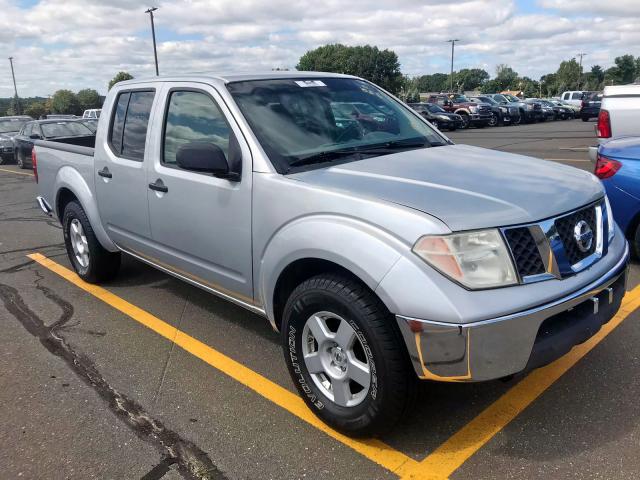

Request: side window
left=23, top=124, right=32, bottom=137
left=572, top=92, right=582, bottom=100
left=562, top=93, right=569, bottom=100
left=162, top=90, right=231, bottom=167
left=436, top=97, right=446, bottom=106
left=108, top=90, right=155, bottom=161
left=122, top=91, right=155, bottom=160
left=109, top=92, right=129, bottom=155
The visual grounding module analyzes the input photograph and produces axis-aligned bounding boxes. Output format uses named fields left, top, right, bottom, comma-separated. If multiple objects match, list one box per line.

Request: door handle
left=148, top=180, right=168, bottom=193
left=98, top=167, right=112, bottom=178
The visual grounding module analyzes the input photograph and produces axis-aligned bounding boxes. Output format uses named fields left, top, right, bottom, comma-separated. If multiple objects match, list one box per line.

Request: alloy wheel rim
left=301, top=311, right=371, bottom=407
left=69, top=218, right=90, bottom=268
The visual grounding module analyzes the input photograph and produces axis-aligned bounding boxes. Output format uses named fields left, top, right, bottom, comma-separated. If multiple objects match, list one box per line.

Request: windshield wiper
left=287, top=139, right=443, bottom=172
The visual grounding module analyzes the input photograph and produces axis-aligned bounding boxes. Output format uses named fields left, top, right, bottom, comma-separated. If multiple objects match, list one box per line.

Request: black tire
left=282, top=273, right=416, bottom=437
left=512, top=115, right=521, bottom=125
left=0, top=154, right=10, bottom=165
left=581, top=116, right=590, bottom=122
left=632, top=223, right=640, bottom=260
left=17, top=149, right=26, bottom=169
left=459, top=113, right=470, bottom=129
left=62, top=200, right=120, bottom=283
left=488, top=113, right=498, bottom=127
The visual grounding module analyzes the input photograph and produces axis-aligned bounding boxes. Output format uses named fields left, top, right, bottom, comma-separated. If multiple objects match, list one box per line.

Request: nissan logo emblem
left=573, top=220, right=594, bottom=253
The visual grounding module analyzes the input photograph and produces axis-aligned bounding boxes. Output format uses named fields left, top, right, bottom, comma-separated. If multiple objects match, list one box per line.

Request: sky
left=1, top=0, right=639, bottom=97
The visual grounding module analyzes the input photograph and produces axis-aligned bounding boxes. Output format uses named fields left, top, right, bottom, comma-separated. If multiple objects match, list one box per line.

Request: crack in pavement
left=0, top=275, right=227, bottom=480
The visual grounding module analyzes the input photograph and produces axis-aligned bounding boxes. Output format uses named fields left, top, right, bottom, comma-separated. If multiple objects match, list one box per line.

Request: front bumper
left=396, top=241, right=630, bottom=382
left=1, top=145, right=14, bottom=154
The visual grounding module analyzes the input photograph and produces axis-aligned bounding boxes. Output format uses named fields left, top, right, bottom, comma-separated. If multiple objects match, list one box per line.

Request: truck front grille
left=502, top=202, right=604, bottom=283
left=555, top=204, right=597, bottom=265
left=504, top=227, right=545, bottom=277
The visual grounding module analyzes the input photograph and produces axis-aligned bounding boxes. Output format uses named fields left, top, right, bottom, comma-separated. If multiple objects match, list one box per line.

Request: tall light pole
left=145, top=7, right=159, bottom=76
left=8, top=57, right=21, bottom=115
left=576, top=52, right=587, bottom=90
left=446, top=39, right=459, bottom=92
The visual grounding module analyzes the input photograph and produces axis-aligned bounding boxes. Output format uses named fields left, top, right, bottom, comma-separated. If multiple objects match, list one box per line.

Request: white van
left=82, top=109, right=101, bottom=119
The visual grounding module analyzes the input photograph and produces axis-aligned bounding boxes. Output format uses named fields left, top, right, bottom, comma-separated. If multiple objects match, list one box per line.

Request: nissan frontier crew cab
left=34, top=73, right=629, bottom=437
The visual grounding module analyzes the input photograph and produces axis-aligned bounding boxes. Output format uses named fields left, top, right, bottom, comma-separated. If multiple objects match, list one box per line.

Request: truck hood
left=290, top=144, right=603, bottom=231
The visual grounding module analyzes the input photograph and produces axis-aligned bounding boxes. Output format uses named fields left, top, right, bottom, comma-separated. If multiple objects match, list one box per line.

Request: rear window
left=108, top=90, right=155, bottom=161
left=41, top=121, right=92, bottom=138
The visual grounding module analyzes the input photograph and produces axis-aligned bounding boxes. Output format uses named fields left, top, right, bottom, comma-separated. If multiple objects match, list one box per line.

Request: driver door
left=145, top=84, right=254, bottom=302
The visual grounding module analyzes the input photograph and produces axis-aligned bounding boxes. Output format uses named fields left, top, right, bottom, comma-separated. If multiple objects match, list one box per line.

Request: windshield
left=449, top=94, right=469, bottom=103
left=0, top=118, right=29, bottom=134
left=478, top=97, right=497, bottom=105
left=503, top=94, right=521, bottom=102
left=227, top=78, right=446, bottom=173
left=41, top=121, right=93, bottom=138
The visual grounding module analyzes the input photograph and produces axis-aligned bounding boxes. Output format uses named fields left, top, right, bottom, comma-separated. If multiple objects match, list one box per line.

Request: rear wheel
left=282, top=273, right=416, bottom=436
left=581, top=116, right=590, bottom=122
left=16, top=149, right=26, bottom=169
left=63, top=201, right=121, bottom=283
left=632, top=224, right=640, bottom=260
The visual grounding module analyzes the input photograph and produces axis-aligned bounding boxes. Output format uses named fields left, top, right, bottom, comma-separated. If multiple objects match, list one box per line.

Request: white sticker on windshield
left=295, top=80, right=326, bottom=87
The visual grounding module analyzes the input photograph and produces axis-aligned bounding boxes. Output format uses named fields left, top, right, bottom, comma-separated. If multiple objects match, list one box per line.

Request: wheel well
left=56, top=188, right=78, bottom=220
left=626, top=211, right=640, bottom=241
left=272, top=258, right=371, bottom=331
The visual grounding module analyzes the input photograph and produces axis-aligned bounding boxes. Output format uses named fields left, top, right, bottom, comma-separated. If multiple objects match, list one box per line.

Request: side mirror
left=30, top=134, right=41, bottom=140
left=176, top=142, right=238, bottom=180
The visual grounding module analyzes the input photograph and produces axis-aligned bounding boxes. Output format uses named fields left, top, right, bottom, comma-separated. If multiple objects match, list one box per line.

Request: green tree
left=415, top=73, right=450, bottom=93
left=51, top=89, right=80, bottom=115
left=613, top=54, right=636, bottom=84
left=454, top=68, right=489, bottom=91
left=479, top=78, right=504, bottom=94
left=297, top=44, right=403, bottom=94
left=539, top=73, right=558, bottom=96
left=555, top=58, right=581, bottom=92
left=585, top=65, right=605, bottom=90
left=76, top=88, right=102, bottom=111
left=25, top=101, right=47, bottom=119
left=495, top=65, right=518, bottom=90
left=108, top=71, right=134, bottom=90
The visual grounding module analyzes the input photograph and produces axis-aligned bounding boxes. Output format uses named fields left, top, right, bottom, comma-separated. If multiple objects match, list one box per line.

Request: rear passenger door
left=94, top=88, right=157, bottom=254
left=145, top=84, right=253, bottom=302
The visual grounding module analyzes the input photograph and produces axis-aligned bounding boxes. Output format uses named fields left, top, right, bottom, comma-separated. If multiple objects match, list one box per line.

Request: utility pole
left=576, top=52, right=587, bottom=90
left=145, top=7, right=159, bottom=76
left=446, top=39, right=459, bottom=92
left=8, top=57, right=21, bottom=115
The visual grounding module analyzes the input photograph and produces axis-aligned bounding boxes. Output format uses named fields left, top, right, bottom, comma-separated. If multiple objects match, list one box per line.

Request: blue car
left=595, top=137, right=640, bottom=257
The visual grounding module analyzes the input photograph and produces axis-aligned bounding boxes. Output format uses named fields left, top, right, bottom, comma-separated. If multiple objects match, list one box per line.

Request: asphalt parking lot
left=1, top=118, right=639, bottom=480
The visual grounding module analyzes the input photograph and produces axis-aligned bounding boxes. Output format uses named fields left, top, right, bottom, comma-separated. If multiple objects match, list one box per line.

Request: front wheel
left=63, top=201, right=121, bottom=283
left=17, top=149, right=26, bottom=169
left=488, top=113, right=498, bottom=127
left=459, top=114, right=470, bottom=129
left=282, top=273, right=416, bottom=436
left=581, top=116, right=590, bottom=122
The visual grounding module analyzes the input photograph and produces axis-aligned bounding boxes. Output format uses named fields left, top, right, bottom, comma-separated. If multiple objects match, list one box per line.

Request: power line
left=576, top=52, right=587, bottom=90
left=8, top=57, right=21, bottom=115
left=145, top=7, right=159, bottom=76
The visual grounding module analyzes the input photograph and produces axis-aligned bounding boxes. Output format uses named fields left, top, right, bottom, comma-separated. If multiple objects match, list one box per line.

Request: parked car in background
left=548, top=99, right=579, bottom=118
left=408, top=102, right=463, bottom=130
left=0, top=115, right=32, bottom=164
left=539, top=99, right=573, bottom=120
left=595, top=137, right=640, bottom=257
left=560, top=91, right=589, bottom=106
left=484, top=94, right=542, bottom=123
left=526, top=99, right=554, bottom=121
left=82, top=109, right=101, bottom=119
left=13, top=119, right=94, bottom=169
left=596, top=84, right=640, bottom=144
left=580, top=92, right=602, bottom=122
left=427, top=93, right=492, bottom=128
left=41, top=114, right=78, bottom=120
left=469, top=95, right=520, bottom=126
left=33, top=72, right=629, bottom=436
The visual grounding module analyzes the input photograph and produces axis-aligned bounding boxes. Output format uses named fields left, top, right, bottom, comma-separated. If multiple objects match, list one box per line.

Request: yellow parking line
left=398, top=283, right=640, bottom=480
left=27, top=252, right=417, bottom=475
left=0, top=167, right=33, bottom=176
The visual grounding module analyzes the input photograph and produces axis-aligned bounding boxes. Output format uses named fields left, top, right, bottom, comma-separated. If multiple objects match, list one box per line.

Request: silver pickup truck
left=34, top=73, right=629, bottom=436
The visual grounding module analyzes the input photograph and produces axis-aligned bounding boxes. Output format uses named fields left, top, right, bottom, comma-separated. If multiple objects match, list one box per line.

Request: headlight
left=437, top=115, right=450, bottom=121
left=500, top=107, right=508, bottom=112
left=526, top=104, right=534, bottom=110
left=412, top=229, right=518, bottom=289
left=605, top=195, right=615, bottom=242
left=469, top=105, right=478, bottom=113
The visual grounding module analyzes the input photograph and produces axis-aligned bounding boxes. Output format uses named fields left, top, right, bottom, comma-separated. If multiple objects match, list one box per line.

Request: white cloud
left=0, top=0, right=638, bottom=97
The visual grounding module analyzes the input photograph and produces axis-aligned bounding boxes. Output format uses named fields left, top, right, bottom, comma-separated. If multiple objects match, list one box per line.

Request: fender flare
left=55, top=166, right=118, bottom=252
left=454, top=108, right=471, bottom=115
left=258, top=214, right=408, bottom=328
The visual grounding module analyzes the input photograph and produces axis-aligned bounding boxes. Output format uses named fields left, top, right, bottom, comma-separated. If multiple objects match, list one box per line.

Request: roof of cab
left=115, top=71, right=357, bottom=87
